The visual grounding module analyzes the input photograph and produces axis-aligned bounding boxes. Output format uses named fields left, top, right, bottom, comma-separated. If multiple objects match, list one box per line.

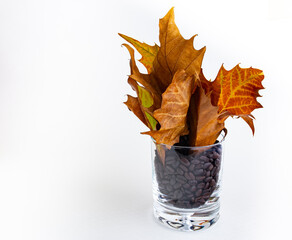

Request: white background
left=0, top=0, right=291, bottom=239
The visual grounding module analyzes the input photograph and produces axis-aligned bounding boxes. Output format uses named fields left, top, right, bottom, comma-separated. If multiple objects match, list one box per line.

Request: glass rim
left=152, top=132, right=226, bottom=150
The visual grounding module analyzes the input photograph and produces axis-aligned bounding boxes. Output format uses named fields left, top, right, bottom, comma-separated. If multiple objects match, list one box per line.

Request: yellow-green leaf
left=137, top=85, right=154, bottom=108
left=145, top=111, right=157, bottom=130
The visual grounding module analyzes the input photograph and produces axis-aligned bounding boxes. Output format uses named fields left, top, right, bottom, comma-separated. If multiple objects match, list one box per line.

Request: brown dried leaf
left=118, top=33, right=159, bottom=73
left=127, top=77, right=158, bottom=130
left=241, top=115, right=255, bottom=135
left=122, top=44, right=161, bottom=98
left=151, top=7, right=206, bottom=92
left=143, top=70, right=195, bottom=145
left=192, top=88, right=225, bottom=146
left=124, top=95, right=148, bottom=127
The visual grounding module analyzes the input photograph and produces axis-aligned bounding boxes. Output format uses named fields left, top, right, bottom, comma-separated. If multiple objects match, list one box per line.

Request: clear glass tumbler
left=151, top=138, right=224, bottom=231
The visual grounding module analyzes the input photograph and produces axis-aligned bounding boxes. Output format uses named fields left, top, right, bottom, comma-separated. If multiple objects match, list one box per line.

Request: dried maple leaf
left=151, top=7, right=206, bottom=93
left=120, top=8, right=265, bottom=149
left=122, top=44, right=161, bottom=106
left=127, top=76, right=158, bottom=130
left=212, top=64, right=264, bottom=132
left=121, top=44, right=161, bottom=130
left=188, top=87, right=225, bottom=146
left=143, top=70, right=195, bottom=145
left=118, top=33, right=159, bottom=73
left=124, top=95, right=148, bottom=127
left=241, top=115, right=255, bottom=135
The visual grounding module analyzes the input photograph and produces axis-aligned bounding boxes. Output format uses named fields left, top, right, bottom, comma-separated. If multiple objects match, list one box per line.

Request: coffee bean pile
left=154, top=144, right=222, bottom=209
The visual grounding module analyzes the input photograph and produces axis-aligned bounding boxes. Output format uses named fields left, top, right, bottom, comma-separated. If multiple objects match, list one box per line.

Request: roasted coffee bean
left=195, top=189, right=202, bottom=196
left=213, top=151, right=220, bottom=159
left=199, top=156, right=209, bottom=162
left=184, top=172, right=191, bottom=180
left=194, top=169, right=204, bottom=175
left=191, top=185, right=197, bottom=192
left=215, top=159, right=220, bottom=166
left=191, top=159, right=200, bottom=164
left=206, top=171, right=211, bottom=177
left=205, top=177, right=212, bottom=183
left=183, top=183, right=190, bottom=189
left=184, top=189, right=192, bottom=195
left=170, top=177, right=176, bottom=185
left=210, top=179, right=216, bottom=187
left=173, top=160, right=180, bottom=168
left=161, top=179, right=169, bottom=185
left=179, top=165, right=188, bottom=172
left=204, top=181, right=210, bottom=189
left=208, top=164, right=214, bottom=171
left=181, top=158, right=190, bottom=166
left=165, top=166, right=175, bottom=174
left=211, top=167, right=217, bottom=176
left=188, top=172, right=196, bottom=180
left=177, top=175, right=187, bottom=184
left=174, top=190, right=183, bottom=199
left=216, top=147, right=222, bottom=154
left=188, top=179, right=197, bottom=184
left=166, top=158, right=175, bottom=166
left=203, top=189, right=211, bottom=195
left=166, top=185, right=173, bottom=191
left=203, top=162, right=212, bottom=169
left=189, top=164, right=195, bottom=171
left=214, top=175, right=218, bottom=182
left=186, top=194, right=194, bottom=199
left=173, top=182, right=182, bottom=189
left=177, top=168, right=184, bottom=175
left=196, top=176, right=205, bottom=181
left=198, top=182, right=205, bottom=189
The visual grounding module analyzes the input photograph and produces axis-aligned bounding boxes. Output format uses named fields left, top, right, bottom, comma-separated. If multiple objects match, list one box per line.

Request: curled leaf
left=127, top=77, right=157, bottom=130
left=190, top=87, right=224, bottom=146
left=241, top=115, right=255, bottom=135
left=143, top=70, right=195, bottom=145
left=122, top=44, right=161, bottom=100
left=124, top=95, right=148, bottom=127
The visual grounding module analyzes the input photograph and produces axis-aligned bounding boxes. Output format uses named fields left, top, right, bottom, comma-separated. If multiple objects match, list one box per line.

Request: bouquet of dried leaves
left=119, top=8, right=264, bottom=151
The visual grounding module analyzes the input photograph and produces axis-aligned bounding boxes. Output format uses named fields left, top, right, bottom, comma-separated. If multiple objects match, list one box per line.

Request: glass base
left=153, top=200, right=220, bottom=231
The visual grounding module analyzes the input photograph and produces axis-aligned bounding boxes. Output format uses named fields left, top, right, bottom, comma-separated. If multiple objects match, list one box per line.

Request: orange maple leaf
left=212, top=64, right=264, bottom=133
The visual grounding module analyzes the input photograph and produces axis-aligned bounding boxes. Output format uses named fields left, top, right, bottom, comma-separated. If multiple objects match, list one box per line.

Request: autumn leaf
left=199, top=69, right=212, bottom=94
left=120, top=8, right=265, bottom=148
left=241, top=115, right=255, bottom=135
left=188, top=87, right=225, bottom=146
left=118, top=33, right=159, bottom=73
left=122, top=44, right=161, bottom=106
left=124, top=95, right=148, bottom=127
left=151, top=7, right=206, bottom=93
left=143, top=70, right=195, bottom=145
left=212, top=64, right=264, bottom=132
left=127, top=77, right=158, bottom=130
